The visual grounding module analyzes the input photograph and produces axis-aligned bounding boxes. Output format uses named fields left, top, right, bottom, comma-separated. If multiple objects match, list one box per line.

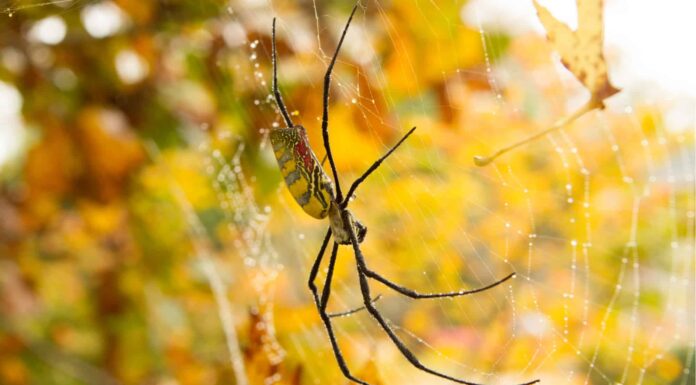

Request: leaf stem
left=474, top=99, right=599, bottom=167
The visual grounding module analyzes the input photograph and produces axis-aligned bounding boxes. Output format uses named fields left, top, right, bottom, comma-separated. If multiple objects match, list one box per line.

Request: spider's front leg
left=320, top=4, right=359, bottom=202
left=339, top=124, right=515, bottom=299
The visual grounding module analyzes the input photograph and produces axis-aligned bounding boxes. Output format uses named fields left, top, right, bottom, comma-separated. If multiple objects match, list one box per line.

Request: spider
left=269, top=5, right=540, bottom=385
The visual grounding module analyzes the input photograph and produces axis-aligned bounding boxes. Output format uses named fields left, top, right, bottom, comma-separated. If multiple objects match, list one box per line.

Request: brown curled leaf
left=532, top=0, right=619, bottom=106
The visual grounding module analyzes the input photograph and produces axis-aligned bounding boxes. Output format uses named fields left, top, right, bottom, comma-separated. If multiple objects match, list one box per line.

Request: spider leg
left=342, top=210, right=540, bottom=385
left=308, top=230, right=370, bottom=385
left=308, top=228, right=332, bottom=298
left=316, top=227, right=382, bottom=318
left=316, top=238, right=382, bottom=317
left=328, top=294, right=382, bottom=318
left=320, top=241, right=340, bottom=309
left=321, top=3, right=359, bottom=202
left=364, top=268, right=516, bottom=299
left=342, top=126, right=416, bottom=208
left=271, top=18, right=294, bottom=127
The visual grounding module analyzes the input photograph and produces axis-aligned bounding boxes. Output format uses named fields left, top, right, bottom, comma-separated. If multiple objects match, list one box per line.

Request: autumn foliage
left=0, top=1, right=693, bottom=385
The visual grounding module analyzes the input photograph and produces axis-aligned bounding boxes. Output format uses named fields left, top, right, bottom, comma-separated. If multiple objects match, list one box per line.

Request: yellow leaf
left=354, top=359, right=385, bottom=385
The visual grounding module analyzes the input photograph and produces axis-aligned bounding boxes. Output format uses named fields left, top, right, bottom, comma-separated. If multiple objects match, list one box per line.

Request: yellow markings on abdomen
left=270, top=126, right=334, bottom=219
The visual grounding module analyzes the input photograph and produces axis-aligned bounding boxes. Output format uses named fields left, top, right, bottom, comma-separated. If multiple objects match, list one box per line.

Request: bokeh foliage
left=0, top=1, right=693, bottom=385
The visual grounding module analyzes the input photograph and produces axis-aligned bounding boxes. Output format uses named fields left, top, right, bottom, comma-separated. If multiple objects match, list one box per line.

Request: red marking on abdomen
left=294, top=139, right=314, bottom=171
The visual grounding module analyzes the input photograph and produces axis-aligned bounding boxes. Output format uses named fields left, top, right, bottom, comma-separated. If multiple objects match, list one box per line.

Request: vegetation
left=0, top=1, right=692, bottom=384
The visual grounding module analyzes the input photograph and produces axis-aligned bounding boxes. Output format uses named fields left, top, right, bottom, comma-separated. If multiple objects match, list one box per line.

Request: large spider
left=269, top=5, right=540, bottom=385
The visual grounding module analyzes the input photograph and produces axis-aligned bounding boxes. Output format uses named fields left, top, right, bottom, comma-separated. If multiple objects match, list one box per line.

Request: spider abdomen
left=270, top=126, right=335, bottom=219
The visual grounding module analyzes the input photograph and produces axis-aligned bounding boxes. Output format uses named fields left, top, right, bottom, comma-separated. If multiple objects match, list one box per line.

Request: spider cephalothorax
left=328, top=201, right=366, bottom=245
left=269, top=5, right=538, bottom=385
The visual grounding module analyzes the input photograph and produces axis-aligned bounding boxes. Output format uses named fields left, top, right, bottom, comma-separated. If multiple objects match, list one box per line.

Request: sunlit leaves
left=385, top=0, right=483, bottom=97
left=355, top=360, right=386, bottom=385
left=77, top=107, right=145, bottom=200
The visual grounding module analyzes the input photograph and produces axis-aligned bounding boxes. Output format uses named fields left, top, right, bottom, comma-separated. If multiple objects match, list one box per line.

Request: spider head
left=354, top=219, right=367, bottom=244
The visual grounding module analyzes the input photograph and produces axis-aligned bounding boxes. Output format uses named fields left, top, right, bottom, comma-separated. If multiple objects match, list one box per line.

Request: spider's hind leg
left=363, top=268, right=516, bottom=299
left=313, top=296, right=371, bottom=385
left=343, top=209, right=540, bottom=385
left=308, top=229, right=370, bottom=385
left=344, top=221, right=484, bottom=385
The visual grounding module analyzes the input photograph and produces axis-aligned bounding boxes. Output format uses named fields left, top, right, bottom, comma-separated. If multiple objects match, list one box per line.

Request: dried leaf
left=533, top=0, right=619, bottom=104
left=474, top=0, right=621, bottom=166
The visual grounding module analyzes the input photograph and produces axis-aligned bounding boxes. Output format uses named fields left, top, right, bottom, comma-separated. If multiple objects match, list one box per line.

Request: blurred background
left=0, top=0, right=693, bottom=384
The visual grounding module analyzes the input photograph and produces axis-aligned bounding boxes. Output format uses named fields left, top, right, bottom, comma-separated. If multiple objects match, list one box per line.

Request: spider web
left=0, top=1, right=693, bottom=385
left=232, top=1, right=694, bottom=384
